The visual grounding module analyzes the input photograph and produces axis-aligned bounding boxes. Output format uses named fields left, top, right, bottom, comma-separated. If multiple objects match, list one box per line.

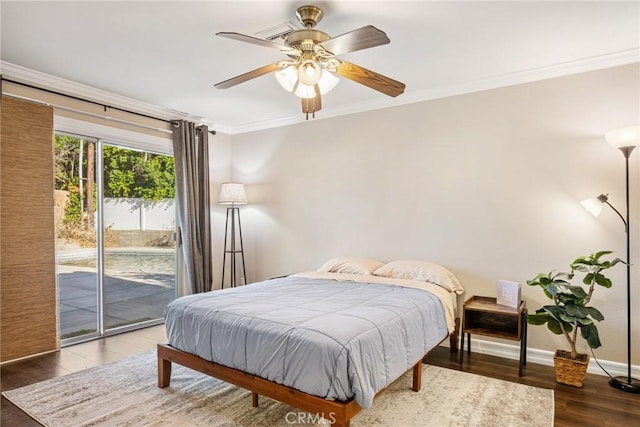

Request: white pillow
left=317, top=257, right=385, bottom=275
left=373, top=260, right=465, bottom=294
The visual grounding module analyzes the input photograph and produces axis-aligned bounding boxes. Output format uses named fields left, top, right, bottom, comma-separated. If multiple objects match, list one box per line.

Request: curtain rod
left=1, top=77, right=216, bottom=135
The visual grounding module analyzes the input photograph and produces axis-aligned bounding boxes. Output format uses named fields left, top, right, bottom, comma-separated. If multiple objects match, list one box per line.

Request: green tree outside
left=54, top=135, right=175, bottom=242
left=54, top=135, right=175, bottom=201
left=103, top=145, right=175, bottom=199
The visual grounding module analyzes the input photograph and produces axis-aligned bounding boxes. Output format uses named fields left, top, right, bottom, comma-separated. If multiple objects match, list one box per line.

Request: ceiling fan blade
left=217, top=32, right=298, bottom=55
left=318, top=25, right=390, bottom=56
left=302, top=85, right=322, bottom=119
left=215, top=62, right=281, bottom=89
left=335, top=60, right=405, bottom=97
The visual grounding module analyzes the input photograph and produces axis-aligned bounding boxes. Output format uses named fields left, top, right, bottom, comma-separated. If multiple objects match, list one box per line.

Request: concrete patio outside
left=57, top=249, right=176, bottom=339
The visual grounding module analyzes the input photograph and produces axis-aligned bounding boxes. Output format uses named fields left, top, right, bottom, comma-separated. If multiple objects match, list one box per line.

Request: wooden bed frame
left=157, top=319, right=459, bottom=427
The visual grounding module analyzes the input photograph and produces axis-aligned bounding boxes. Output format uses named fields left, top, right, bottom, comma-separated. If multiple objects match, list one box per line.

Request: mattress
left=164, top=273, right=450, bottom=408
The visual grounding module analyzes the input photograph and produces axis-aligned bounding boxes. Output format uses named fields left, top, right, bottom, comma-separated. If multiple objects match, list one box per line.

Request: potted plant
left=526, top=251, right=623, bottom=387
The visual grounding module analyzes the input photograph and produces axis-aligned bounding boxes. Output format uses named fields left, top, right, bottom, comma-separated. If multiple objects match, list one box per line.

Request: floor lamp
left=581, top=125, right=640, bottom=393
left=219, top=182, right=247, bottom=288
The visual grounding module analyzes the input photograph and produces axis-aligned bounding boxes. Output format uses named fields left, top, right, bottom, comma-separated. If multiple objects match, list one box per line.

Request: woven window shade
left=1, top=96, right=59, bottom=362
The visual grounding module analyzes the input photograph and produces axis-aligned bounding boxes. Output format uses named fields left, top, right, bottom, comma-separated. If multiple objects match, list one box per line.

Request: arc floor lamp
left=219, top=182, right=247, bottom=288
left=581, top=125, right=640, bottom=393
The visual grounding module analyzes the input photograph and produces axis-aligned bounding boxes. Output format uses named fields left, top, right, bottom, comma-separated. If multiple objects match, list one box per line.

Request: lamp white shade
left=218, top=182, right=247, bottom=205
left=605, top=126, right=640, bottom=148
left=581, top=197, right=604, bottom=217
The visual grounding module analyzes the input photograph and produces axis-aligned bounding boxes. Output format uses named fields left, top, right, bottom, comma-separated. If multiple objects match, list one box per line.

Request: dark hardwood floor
left=2, top=326, right=639, bottom=426
left=1, top=326, right=166, bottom=426
left=424, top=346, right=640, bottom=427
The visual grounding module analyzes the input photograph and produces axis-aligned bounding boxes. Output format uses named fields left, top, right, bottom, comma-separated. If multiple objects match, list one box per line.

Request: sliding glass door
left=102, top=144, right=176, bottom=330
left=54, top=134, right=176, bottom=343
left=55, top=135, right=99, bottom=340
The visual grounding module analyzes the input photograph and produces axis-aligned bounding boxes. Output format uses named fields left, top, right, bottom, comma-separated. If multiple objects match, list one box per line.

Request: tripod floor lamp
left=219, top=182, right=247, bottom=288
left=581, top=125, right=640, bottom=393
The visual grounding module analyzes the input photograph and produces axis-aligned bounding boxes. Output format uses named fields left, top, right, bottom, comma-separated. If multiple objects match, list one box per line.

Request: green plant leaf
left=586, top=307, right=604, bottom=321
left=583, top=272, right=594, bottom=285
left=557, top=292, right=577, bottom=301
left=546, top=318, right=564, bottom=335
left=526, top=313, right=551, bottom=325
left=559, top=314, right=577, bottom=323
left=581, top=323, right=602, bottom=348
left=577, top=317, right=593, bottom=325
left=543, top=306, right=564, bottom=319
left=563, top=304, right=587, bottom=318
left=575, top=305, right=590, bottom=318
left=539, top=274, right=552, bottom=285
left=594, top=274, right=612, bottom=288
left=565, top=305, right=578, bottom=316
left=572, top=258, right=594, bottom=267
left=547, top=283, right=559, bottom=297
left=572, top=264, right=591, bottom=273
left=568, top=286, right=587, bottom=299
left=593, top=250, right=613, bottom=260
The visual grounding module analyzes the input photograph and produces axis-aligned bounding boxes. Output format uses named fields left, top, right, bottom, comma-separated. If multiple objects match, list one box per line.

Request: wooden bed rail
left=158, top=344, right=364, bottom=426
left=157, top=325, right=457, bottom=427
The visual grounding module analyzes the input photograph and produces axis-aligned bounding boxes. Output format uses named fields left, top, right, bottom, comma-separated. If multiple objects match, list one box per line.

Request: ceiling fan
left=214, top=4, right=406, bottom=119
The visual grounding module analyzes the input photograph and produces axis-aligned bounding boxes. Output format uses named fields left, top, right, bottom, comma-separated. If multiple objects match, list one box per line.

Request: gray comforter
left=164, top=275, right=448, bottom=408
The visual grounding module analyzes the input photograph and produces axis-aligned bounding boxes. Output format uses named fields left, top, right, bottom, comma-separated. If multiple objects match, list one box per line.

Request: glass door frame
left=57, top=131, right=177, bottom=347
left=100, top=141, right=178, bottom=336
left=55, top=132, right=101, bottom=345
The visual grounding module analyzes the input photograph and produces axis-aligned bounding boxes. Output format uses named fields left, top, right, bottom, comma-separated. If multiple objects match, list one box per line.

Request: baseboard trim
left=0, top=348, right=60, bottom=366
left=443, top=337, right=640, bottom=378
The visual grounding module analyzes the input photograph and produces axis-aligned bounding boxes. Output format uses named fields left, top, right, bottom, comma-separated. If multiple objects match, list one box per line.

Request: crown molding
left=3, top=47, right=637, bottom=136
left=0, top=61, right=215, bottom=129
left=228, top=48, right=640, bottom=135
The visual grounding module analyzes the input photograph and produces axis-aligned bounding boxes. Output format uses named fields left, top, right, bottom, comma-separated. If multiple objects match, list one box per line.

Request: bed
left=158, top=258, right=464, bottom=427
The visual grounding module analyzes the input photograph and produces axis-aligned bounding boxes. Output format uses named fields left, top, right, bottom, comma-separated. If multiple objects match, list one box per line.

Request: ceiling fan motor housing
left=296, top=5, right=323, bottom=28
left=286, top=29, right=330, bottom=52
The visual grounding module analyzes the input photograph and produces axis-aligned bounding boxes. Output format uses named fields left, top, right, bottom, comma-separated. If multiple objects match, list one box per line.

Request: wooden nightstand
left=458, top=296, right=528, bottom=377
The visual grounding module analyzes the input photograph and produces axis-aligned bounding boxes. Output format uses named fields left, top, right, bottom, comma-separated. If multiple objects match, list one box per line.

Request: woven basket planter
left=553, top=350, right=590, bottom=387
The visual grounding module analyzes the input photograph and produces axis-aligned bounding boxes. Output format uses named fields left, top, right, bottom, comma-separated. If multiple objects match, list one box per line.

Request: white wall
left=226, top=64, right=639, bottom=365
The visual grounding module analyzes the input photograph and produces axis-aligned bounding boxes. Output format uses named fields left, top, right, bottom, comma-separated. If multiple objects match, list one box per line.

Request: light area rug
left=3, top=351, right=554, bottom=427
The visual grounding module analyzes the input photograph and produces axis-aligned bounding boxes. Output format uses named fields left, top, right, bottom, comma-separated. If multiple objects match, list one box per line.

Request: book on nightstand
left=497, top=280, right=521, bottom=308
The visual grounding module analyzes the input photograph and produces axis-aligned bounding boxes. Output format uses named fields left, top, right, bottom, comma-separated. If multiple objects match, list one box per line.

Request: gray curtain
left=172, top=120, right=212, bottom=294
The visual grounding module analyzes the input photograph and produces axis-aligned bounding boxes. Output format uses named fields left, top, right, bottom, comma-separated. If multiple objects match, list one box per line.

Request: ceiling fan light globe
left=275, top=66, right=298, bottom=92
left=298, top=60, right=322, bottom=86
left=294, top=83, right=317, bottom=99
left=318, top=70, right=339, bottom=95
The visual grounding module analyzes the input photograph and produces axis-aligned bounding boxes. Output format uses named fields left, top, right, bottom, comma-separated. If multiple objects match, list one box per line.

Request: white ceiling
left=1, top=1, right=639, bottom=134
